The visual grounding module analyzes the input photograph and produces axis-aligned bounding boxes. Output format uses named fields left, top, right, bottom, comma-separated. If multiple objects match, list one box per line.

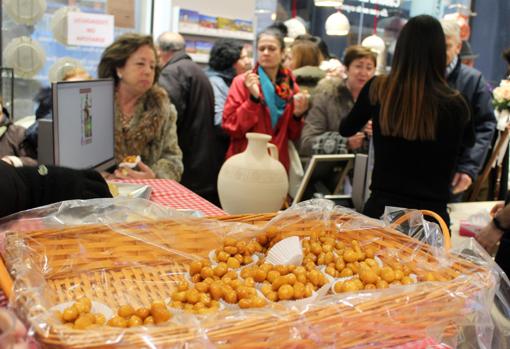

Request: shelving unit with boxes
left=171, top=7, right=254, bottom=64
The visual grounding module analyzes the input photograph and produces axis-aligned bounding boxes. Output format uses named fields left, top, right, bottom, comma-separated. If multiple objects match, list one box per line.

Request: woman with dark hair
left=222, top=26, right=309, bottom=171
left=98, top=33, right=182, bottom=180
left=340, top=15, right=474, bottom=224
left=207, top=38, right=251, bottom=168
left=207, top=39, right=251, bottom=128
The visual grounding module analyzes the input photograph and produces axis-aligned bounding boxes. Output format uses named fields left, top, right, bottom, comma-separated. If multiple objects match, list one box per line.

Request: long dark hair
left=370, top=15, right=459, bottom=141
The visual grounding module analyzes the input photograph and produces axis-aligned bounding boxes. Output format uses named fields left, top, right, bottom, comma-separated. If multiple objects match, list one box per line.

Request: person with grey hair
left=441, top=19, right=496, bottom=201
left=156, top=32, right=221, bottom=205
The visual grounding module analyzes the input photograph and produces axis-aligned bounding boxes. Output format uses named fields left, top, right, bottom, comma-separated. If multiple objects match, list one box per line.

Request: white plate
left=51, top=300, right=114, bottom=319
left=108, top=182, right=152, bottom=199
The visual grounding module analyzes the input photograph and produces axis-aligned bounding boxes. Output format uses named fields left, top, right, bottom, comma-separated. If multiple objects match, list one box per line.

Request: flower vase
left=496, top=109, right=510, bottom=131
left=217, top=133, right=289, bottom=214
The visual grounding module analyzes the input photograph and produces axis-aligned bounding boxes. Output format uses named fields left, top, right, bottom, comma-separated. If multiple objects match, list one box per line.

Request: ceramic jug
left=217, top=133, right=289, bottom=214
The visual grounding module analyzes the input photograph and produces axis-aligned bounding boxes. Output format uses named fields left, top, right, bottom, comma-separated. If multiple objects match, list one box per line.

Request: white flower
left=494, top=86, right=505, bottom=102
left=501, top=79, right=510, bottom=88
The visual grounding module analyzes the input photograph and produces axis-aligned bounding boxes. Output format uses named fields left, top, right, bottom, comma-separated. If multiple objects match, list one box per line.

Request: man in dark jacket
left=442, top=20, right=496, bottom=199
left=0, top=162, right=111, bottom=217
left=156, top=32, right=221, bottom=206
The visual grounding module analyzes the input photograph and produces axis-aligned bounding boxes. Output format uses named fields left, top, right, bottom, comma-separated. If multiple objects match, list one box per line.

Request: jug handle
left=267, top=143, right=279, bottom=160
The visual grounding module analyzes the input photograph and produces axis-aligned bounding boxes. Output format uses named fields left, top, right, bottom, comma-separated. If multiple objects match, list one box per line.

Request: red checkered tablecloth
left=114, top=178, right=226, bottom=217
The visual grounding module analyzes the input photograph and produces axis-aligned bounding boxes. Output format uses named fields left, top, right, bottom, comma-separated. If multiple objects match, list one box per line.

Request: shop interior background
left=1, top=0, right=509, bottom=121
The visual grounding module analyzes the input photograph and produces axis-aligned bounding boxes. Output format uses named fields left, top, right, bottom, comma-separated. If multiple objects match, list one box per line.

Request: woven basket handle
left=0, top=255, right=13, bottom=300
left=390, top=210, right=451, bottom=251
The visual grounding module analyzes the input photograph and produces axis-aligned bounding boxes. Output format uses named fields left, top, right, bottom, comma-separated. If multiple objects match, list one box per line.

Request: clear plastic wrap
left=0, top=198, right=508, bottom=348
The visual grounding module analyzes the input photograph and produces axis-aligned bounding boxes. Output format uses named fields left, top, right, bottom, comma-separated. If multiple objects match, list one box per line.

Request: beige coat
left=115, top=84, right=183, bottom=180
left=298, top=77, right=354, bottom=156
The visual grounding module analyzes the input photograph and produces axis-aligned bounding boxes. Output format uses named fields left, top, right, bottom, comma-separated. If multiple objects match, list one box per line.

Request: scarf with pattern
left=256, top=64, right=293, bottom=128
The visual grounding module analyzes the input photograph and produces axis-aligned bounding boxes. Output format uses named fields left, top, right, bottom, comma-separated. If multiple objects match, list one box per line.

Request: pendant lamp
left=362, top=7, right=386, bottom=74
left=284, top=18, right=307, bottom=39
left=285, top=0, right=306, bottom=39
left=314, top=0, right=343, bottom=7
left=325, top=11, right=349, bottom=36
left=362, top=34, right=385, bottom=54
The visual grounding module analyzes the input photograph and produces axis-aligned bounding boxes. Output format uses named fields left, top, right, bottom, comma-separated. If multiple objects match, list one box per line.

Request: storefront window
left=1, top=0, right=150, bottom=119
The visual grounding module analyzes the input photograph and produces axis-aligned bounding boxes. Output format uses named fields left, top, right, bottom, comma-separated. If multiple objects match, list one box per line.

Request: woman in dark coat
left=340, top=15, right=474, bottom=225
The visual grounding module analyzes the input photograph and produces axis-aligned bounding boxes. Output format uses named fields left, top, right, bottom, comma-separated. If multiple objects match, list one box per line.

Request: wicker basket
left=1, top=211, right=495, bottom=348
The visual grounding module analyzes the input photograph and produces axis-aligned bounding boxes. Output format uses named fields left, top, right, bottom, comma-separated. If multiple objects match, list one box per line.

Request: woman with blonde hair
left=340, top=15, right=474, bottom=224
left=289, top=40, right=325, bottom=94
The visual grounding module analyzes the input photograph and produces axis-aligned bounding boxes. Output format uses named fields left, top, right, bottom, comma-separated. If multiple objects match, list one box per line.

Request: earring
left=118, top=74, right=123, bottom=79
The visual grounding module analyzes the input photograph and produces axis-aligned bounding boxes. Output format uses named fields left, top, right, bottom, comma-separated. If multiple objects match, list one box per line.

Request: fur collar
left=115, top=84, right=171, bottom=161
left=314, top=77, right=351, bottom=99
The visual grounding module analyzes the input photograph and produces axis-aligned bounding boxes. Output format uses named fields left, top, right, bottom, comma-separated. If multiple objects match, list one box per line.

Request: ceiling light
left=284, top=17, right=307, bottom=39
left=362, top=34, right=385, bottom=53
left=314, top=0, right=343, bottom=7
left=325, top=11, right=350, bottom=36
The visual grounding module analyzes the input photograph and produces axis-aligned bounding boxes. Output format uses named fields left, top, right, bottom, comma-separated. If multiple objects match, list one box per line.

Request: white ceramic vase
left=217, top=133, right=289, bottom=214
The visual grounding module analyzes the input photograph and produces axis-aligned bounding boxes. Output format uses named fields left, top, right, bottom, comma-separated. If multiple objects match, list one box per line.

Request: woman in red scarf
left=222, top=26, right=309, bottom=172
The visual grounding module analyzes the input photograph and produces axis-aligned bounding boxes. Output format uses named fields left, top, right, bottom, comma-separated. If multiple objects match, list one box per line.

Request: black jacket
left=0, top=162, right=111, bottom=218
left=340, top=77, right=473, bottom=224
left=447, top=58, right=496, bottom=181
left=158, top=51, right=221, bottom=204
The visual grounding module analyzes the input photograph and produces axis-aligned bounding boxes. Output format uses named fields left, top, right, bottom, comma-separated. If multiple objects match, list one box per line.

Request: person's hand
left=476, top=221, right=504, bottom=254
left=0, top=309, right=28, bottom=349
left=451, top=172, right=472, bottom=194
left=363, top=121, right=373, bottom=137
left=244, top=72, right=260, bottom=99
left=113, top=161, right=155, bottom=179
left=100, top=171, right=115, bottom=180
left=293, top=91, right=310, bottom=117
left=1, top=156, right=13, bottom=166
left=490, top=202, right=505, bottom=217
left=347, top=132, right=365, bottom=151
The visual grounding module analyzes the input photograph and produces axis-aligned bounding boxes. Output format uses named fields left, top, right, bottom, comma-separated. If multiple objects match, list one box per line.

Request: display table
left=113, top=178, right=226, bottom=217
